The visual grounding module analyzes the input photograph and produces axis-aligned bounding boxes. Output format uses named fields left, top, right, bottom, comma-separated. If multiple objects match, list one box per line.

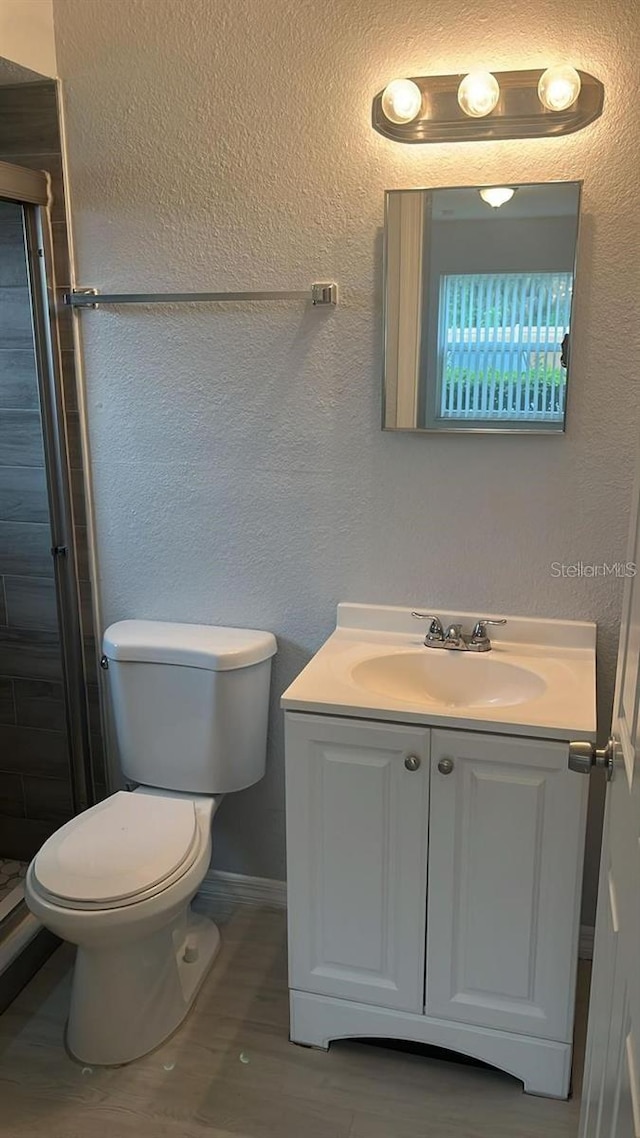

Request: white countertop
left=281, top=604, right=597, bottom=741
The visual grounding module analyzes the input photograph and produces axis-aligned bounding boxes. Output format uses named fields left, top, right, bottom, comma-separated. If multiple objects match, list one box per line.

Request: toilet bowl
left=26, top=788, right=221, bottom=1065
left=25, top=615, right=277, bottom=1066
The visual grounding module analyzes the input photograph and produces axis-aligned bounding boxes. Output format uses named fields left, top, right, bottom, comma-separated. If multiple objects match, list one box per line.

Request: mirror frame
left=382, top=180, right=583, bottom=435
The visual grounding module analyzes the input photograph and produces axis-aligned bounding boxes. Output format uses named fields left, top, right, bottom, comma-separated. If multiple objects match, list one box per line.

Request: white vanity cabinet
left=285, top=712, right=588, bottom=1099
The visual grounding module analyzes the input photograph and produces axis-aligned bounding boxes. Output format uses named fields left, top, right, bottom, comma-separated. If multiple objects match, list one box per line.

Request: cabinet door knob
left=404, top=755, right=421, bottom=772
left=437, top=757, right=454, bottom=775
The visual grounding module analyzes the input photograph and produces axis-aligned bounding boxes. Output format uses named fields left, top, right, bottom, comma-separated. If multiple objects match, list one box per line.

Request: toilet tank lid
left=102, top=620, right=277, bottom=671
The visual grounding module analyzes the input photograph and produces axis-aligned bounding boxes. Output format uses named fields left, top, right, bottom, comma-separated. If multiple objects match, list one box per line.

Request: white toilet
left=25, top=619, right=276, bottom=1066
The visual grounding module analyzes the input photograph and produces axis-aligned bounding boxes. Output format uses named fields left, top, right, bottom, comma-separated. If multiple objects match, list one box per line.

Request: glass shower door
left=0, top=161, right=94, bottom=914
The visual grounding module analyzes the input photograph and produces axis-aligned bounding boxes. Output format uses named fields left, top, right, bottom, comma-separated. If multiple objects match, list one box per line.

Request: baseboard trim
left=198, top=869, right=287, bottom=909
left=579, top=925, right=594, bottom=961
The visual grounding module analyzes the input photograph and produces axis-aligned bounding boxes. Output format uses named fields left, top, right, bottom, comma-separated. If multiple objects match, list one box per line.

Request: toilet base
left=66, top=908, right=220, bottom=1066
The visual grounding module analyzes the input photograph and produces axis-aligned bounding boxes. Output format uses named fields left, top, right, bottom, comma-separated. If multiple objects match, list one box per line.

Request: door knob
left=568, top=736, right=616, bottom=781
left=404, top=755, right=421, bottom=771
left=437, top=757, right=454, bottom=775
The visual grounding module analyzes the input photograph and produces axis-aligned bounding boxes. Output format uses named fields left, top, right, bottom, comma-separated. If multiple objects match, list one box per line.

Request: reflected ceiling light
left=537, top=65, right=582, bottom=111
left=381, top=79, right=423, bottom=124
left=457, top=70, right=500, bottom=118
left=479, top=186, right=516, bottom=208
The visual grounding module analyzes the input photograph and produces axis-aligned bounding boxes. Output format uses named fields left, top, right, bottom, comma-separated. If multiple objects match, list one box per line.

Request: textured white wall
left=53, top=0, right=640, bottom=921
left=0, top=0, right=56, bottom=76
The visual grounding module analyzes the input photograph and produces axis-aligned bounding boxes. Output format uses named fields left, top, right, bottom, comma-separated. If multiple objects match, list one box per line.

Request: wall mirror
left=383, top=181, right=581, bottom=433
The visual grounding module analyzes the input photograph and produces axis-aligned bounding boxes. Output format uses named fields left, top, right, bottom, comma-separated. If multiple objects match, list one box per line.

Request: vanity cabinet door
left=426, top=729, right=588, bottom=1042
left=285, top=713, right=429, bottom=1012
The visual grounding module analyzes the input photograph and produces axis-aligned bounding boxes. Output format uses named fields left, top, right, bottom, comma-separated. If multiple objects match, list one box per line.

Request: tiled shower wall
left=0, top=81, right=104, bottom=860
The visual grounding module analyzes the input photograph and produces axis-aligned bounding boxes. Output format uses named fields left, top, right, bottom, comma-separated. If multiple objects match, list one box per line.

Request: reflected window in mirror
left=383, top=182, right=581, bottom=434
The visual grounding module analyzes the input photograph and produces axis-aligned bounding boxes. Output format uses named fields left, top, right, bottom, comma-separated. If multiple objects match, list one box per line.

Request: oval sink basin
left=351, top=651, right=546, bottom=709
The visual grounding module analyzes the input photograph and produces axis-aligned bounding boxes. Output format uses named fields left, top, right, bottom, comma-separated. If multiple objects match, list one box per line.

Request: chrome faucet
left=443, top=622, right=465, bottom=648
left=412, top=613, right=507, bottom=652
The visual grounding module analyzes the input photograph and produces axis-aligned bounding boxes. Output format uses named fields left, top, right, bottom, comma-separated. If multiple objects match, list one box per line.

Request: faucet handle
left=471, top=618, right=507, bottom=641
left=411, top=613, right=445, bottom=640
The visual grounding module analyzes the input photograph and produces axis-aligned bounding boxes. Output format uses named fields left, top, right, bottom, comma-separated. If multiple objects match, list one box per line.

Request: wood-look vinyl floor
left=0, top=901, right=588, bottom=1138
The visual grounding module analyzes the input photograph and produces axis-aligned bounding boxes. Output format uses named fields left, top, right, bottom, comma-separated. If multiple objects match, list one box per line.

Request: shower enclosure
left=0, top=145, right=101, bottom=1005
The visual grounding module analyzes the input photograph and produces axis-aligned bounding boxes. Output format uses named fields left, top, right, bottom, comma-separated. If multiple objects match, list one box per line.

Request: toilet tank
left=102, top=620, right=277, bottom=794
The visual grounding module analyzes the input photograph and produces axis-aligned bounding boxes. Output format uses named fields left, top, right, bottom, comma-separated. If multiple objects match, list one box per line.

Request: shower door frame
left=0, top=158, right=95, bottom=815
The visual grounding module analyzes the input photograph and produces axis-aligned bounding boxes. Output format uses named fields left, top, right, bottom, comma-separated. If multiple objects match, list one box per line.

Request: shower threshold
left=0, top=857, right=58, bottom=1015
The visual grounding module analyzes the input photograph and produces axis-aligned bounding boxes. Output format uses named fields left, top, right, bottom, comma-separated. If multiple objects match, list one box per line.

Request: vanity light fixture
left=457, top=71, right=500, bottom=118
left=479, top=186, right=516, bottom=208
left=372, top=66, right=603, bottom=144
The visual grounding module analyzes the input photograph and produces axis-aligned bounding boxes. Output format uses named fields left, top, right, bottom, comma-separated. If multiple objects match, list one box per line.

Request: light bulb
left=457, top=71, right=500, bottom=118
left=479, top=186, right=516, bottom=208
left=537, top=65, right=581, bottom=111
left=381, top=79, right=423, bottom=124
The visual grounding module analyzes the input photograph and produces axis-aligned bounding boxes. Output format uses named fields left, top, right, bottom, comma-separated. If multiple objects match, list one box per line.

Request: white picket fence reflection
left=438, top=272, right=572, bottom=421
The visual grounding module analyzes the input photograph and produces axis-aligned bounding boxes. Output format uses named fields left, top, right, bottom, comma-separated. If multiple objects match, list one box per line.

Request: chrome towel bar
left=64, top=282, right=338, bottom=309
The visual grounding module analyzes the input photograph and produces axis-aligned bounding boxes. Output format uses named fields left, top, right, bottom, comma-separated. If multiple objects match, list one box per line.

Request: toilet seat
left=32, top=791, right=202, bottom=911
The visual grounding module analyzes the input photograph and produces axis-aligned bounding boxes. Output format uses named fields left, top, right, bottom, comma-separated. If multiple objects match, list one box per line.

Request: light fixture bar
left=372, top=68, right=603, bottom=144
